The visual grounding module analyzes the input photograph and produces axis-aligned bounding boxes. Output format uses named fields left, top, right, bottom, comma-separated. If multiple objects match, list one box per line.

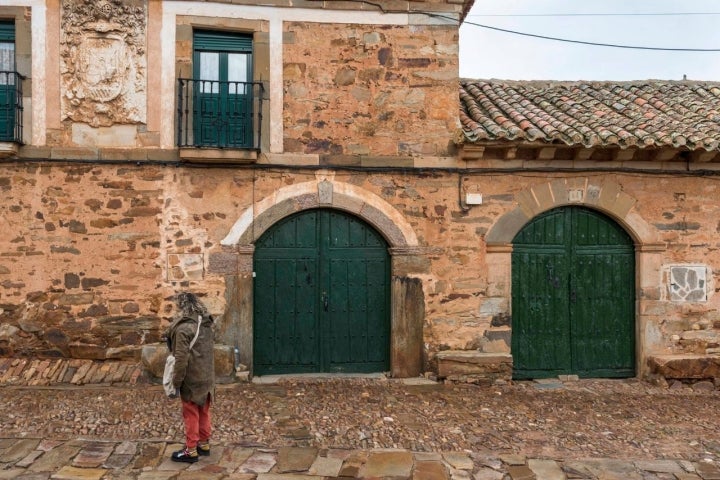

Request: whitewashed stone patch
left=664, top=265, right=707, bottom=302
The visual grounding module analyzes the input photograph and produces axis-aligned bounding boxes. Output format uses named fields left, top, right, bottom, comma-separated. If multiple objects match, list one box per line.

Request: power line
left=429, top=14, right=720, bottom=52
left=309, top=1, right=720, bottom=52
left=468, top=12, right=720, bottom=17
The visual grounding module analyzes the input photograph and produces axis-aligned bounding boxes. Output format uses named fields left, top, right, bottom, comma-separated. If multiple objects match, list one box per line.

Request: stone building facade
left=0, top=0, right=719, bottom=383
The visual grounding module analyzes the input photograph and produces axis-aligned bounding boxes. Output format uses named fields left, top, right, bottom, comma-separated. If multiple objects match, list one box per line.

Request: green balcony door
left=253, top=209, right=390, bottom=375
left=193, top=30, right=253, bottom=147
left=511, top=207, right=635, bottom=379
left=0, top=21, right=15, bottom=141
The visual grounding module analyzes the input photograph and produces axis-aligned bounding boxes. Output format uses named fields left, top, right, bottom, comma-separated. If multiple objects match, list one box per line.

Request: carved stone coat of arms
left=60, top=0, right=147, bottom=127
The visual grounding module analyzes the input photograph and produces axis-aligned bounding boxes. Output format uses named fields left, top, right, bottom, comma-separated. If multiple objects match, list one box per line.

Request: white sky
left=459, top=0, right=720, bottom=81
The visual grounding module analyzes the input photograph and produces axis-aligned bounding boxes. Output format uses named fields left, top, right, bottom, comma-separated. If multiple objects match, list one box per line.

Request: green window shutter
left=0, top=21, right=15, bottom=141
left=194, top=30, right=252, bottom=52
left=0, top=22, right=14, bottom=42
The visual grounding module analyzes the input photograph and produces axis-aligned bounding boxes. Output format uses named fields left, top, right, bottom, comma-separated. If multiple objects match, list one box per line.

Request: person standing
left=166, top=292, right=215, bottom=463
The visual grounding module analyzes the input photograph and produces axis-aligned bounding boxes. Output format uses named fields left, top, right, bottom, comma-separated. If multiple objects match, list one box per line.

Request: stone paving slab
left=0, top=469, right=27, bottom=479
left=359, top=450, right=414, bottom=477
left=51, top=465, right=108, bottom=479
left=276, top=446, right=318, bottom=473
left=2, top=438, right=720, bottom=480
left=0, top=438, right=40, bottom=463
left=412, top=460, right=449, bottom=480
left=308, top=455, right=343, bottom=476
left=527, top=459, right=564, bottom=480
left=73, top=442, right=115, bottom=468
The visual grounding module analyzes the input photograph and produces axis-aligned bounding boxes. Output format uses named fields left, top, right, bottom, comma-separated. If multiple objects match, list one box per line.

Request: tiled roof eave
left=458, top=140, right=720, bottom=164
left=461, top=131, right=720, bottom=153
left=459, top=80, right=720, bottom=158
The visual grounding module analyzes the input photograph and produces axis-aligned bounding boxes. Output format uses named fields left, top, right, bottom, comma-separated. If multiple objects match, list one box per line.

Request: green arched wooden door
left=253, top=209, right=390, bottom=375
left=511, top=207, right=635, bottom=379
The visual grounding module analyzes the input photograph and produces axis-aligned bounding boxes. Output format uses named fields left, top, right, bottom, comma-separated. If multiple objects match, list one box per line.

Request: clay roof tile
left=459, top=80, right=720, bottom=152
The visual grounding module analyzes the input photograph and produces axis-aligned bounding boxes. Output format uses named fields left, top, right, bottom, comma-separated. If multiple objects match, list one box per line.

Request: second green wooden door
left=511, top=207, right=636, bottom=379
left=253, top=209, right=390, bottom=375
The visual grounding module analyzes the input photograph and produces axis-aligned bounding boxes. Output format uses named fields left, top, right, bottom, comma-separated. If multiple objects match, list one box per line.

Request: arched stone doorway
left=512, top=206, right=635, bottom=379
left=484, top=178, right=666, bottom=377
left=253, top=208, right=390, bottom=375
left=217, top=178, right=427, bottom=378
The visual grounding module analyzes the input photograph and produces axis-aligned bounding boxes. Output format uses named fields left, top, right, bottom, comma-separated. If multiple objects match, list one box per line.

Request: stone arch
left=485, top=178, right=663, bottom=248
left=221, top=179, right=418, bottom=248
left=219, top=178, right=425, bottom=378
left=483, top=178, right=666, bottom=378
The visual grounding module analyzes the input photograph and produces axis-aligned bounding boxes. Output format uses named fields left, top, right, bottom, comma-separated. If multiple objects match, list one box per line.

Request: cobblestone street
left=1, top=359, right=720, bottom=479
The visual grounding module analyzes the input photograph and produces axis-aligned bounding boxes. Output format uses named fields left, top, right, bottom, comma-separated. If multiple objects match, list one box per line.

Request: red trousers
left=181, top=394, right=212, bottom=449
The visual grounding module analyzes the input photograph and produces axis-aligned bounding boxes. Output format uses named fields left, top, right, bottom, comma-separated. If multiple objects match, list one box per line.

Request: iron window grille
left=0, top=70, right=23, bottom=144
left=177, top=78, right=264, bottom=149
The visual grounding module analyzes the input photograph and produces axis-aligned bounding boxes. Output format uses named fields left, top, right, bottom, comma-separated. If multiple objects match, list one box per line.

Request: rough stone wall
left=453, top=172, right=720, bottom=363
left=618, top=174, right=720, bottom=355
left=1, top=164, right=719, bottom=371
left=0, top=164, right=253, bottom=359
left=282, top=22, right=459, bottom=157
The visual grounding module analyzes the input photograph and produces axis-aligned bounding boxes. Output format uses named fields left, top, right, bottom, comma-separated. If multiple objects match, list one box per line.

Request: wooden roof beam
left=536, top=147, right=556, bottom=160
left=460, top=145, right=485, bottom=160
left=573, top=149, right=593, bottom=160
left=613, top=149, right=636, bottom=162
left=650, top=149, right=677, bottom=162
left=693, top=150, right=719, bottom=162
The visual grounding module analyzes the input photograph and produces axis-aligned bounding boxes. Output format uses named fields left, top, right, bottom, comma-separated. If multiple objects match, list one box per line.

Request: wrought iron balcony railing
left=177, top=78, right=264, bottom=149
left=0, top=71, right=23, bottom=144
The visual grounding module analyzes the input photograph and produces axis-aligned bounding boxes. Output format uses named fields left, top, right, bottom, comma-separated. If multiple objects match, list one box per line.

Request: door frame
left=252, top=208, right=391, bottom=375
left=217, top=180, right=426, bottom=378
left=511, top=206, right=636, bottom=379
left=484, top=178, right=666, bottom=378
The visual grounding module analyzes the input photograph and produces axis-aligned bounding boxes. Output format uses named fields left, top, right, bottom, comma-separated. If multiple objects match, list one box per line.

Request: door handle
left=322, top=291, right=329, bottom=311
left=570, top=290, right=577, bottom=303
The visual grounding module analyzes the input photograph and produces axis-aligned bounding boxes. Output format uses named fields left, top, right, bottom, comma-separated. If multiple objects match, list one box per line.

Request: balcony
left=177, top=78, right=264, bottom=162
left=0, top=70, right=23, bottom=148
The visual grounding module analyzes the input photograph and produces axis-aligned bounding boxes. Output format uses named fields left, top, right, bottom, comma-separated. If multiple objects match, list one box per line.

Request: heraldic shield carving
left=61, top=0, right=147, bottom=127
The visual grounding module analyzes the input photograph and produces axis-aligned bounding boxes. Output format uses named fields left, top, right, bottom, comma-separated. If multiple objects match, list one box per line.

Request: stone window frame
left=0, top=7, right=30, bottom=146
left=175, top=16, right=270, bottom=154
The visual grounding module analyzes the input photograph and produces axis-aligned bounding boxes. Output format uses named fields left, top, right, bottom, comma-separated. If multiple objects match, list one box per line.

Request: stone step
left=0, top=357, right=145, bottom=387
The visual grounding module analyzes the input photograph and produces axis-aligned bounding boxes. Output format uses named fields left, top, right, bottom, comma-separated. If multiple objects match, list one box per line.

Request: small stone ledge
left=17, top=146, right=179, bottom=162
left=436, top=350, right=512, bottom=385
left=141, top=343, right=247, bottom=384
left=179, top=148, right=258, bottom=164
left=0, top=142, right=19, bottom=159
left=647, top=353, right=720, bottom=380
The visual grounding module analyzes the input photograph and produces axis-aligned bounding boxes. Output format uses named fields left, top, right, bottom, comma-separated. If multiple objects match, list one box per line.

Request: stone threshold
left=252, top=372, right=389, bottom=384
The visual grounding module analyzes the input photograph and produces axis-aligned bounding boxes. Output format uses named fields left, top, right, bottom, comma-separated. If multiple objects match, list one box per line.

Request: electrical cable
left=6, top=157, right=720, bottom=179
left=468, top=12, right=720, bottom=18
left=306, top=0, right=720, bottom=52
left=435, top=14, right=720, bottom=52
